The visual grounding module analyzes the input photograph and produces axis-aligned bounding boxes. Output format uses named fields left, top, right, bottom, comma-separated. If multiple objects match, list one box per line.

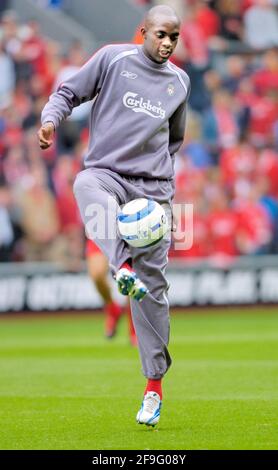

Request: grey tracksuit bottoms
left=73, top=167, right=173, bottom=379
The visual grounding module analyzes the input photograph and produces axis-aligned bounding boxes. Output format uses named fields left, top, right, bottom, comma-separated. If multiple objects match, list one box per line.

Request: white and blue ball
left=117, top=198, right=168, bottom=248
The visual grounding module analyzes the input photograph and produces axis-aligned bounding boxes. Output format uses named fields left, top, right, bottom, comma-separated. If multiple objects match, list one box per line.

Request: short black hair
left=144, top=5, right=180, bottom=30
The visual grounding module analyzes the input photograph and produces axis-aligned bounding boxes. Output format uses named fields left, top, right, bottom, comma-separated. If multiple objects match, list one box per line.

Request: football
left=117, top=198, right=168, bottom=248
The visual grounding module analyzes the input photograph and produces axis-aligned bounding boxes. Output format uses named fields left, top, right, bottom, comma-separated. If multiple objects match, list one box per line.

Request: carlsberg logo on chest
left=123, top=92, right=166, bottom=119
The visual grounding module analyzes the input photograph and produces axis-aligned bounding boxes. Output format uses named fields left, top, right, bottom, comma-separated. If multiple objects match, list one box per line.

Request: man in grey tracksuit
left=38, top=4, right=190, bottom=427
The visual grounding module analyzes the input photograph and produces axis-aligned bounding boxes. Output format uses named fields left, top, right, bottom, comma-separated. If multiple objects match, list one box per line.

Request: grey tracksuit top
left=41, top=44, right=190, bottom=180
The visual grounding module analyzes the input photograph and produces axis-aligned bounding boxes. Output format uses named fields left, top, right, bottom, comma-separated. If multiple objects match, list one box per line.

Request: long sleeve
left=41, top=46, right=110, bottom=129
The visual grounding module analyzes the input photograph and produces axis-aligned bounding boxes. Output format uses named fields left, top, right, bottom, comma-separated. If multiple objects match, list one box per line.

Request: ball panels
left=117, top=198, right=168, bottom=248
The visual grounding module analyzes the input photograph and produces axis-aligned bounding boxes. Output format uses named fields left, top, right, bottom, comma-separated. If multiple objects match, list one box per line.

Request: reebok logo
left=123, top=92, right=166, bottom=119
left=120, top=70, right=137, bottom=80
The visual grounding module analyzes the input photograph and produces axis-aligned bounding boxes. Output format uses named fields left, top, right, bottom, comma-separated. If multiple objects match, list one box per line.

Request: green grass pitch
left=0, top=308, right=277, bottom=450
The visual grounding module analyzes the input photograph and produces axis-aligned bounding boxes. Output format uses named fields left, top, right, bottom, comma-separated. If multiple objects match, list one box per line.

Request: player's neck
left=139, top=45, right=168, bottom=69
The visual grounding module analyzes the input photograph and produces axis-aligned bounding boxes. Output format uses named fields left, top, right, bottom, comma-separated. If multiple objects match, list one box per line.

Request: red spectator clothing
left=80, top=127, right=89, bottom=145
left=256, top=149, right=278, bottom=199
left=251, top=69, right=278, bottom=96
left=249, top=95, right=278, bottom=144
left=214, top=107, right=239, bottom=149
left=86, top=238, right=102, bottom=257
left=2, top=149, right=30, bottom=186
left=34, top=71, right=58, bottom=97
left=13, top=89, right=32, bottom=120
left=56, top=188, right=82, bottom=233
left=132, top=23, right=144, bottom=45
left=195, top=5, right=220, bottom=39
left=0, top=141, right=5, bottom=159
left=241, top=0, right=255, bottom=13
left=236, top=201, right=272, bottom=253
left=220, top=144, right=256, bottom=189
left=1, top=125, right=24, bottom=149
left=21, top=35, right=48, bottom=76
left=169, top=54, right=185, bottom=68
left=170, top=212, right=209, bottom=258
left=236, top=87, right=257, bottom=109
left=53, top=159, right=80, bottom=196
left=53, top=156, right=82, bottom=233
left=175, top=165, right=207, bottom=203
left=133, top=0, right=151, bottom=4
left=180, top=18, right=209, bottom=67
left=207, top=209, right=239, bottom=257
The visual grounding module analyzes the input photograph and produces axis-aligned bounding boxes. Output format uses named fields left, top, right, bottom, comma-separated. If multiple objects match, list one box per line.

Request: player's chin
left=158, top=52, right=171, bottom=62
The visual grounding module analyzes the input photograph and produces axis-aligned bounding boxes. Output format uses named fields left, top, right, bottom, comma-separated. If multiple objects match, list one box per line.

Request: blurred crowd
left=0, top=0, right=278, bottom=266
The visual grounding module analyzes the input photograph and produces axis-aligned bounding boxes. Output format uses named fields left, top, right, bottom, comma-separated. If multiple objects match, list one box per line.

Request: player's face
left=141, top=16, right=180, bottom=64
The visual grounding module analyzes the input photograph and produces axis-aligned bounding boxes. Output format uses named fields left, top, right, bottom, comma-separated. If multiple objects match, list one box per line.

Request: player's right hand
left=37, top=122, right=55, bottom=149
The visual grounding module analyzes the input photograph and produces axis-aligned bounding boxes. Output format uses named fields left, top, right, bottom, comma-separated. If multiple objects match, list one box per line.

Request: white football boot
left=136, top=391, right=162, bottom=427
left=115, top=268, right=149, bottom=302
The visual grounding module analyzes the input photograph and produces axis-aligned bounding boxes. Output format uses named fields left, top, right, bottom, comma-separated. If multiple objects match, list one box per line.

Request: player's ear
left=141, top=26, right=147, bottom=40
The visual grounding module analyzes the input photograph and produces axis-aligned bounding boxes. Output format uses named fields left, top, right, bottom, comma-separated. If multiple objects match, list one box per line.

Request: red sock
left=144, top=379, right=162, bottom=400
left=120, top=261, right=132, bottom=272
